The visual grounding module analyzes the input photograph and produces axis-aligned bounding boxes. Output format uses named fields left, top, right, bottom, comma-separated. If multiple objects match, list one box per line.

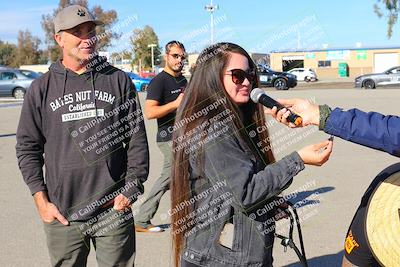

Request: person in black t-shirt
left=135, top=41, right=187, bottom=232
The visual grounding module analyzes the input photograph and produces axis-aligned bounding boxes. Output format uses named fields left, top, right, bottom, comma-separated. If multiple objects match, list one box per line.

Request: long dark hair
left=170, top=42, right=275, bottom=266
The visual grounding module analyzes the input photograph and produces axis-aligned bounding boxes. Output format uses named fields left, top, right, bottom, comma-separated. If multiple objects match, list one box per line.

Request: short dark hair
left=165, top=40, right=185, bottom=54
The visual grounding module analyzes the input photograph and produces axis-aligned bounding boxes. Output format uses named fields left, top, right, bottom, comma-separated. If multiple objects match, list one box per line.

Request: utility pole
left=205, top=0, right=218, bottom=44
left=147, top=44, right=157, bottom=72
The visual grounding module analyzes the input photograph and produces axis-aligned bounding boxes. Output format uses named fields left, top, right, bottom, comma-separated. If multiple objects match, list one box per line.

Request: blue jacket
left=325, top=108, right=400, bottom=157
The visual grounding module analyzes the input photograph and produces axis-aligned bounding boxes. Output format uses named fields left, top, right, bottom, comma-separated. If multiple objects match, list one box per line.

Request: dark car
left=257, top=64, right=297, bottom=90
left=126, top=72, right=152, bottom=92
left=0, top=69, right=34, bottom=99
left=355, top=66, right=400, bottom=89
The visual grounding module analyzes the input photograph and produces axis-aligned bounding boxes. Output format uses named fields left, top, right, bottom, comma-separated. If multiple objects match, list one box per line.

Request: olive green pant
left=43, top=208, right=135, bottom=267
left=135, top=141, right=172, bottom=227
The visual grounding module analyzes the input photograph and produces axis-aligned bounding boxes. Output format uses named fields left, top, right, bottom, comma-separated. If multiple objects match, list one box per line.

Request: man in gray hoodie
left=16, top=5, right=149, bottom=266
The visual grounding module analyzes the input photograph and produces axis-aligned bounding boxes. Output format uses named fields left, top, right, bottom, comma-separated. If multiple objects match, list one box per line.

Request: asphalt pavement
left=1, top=86, right=399, bottom=266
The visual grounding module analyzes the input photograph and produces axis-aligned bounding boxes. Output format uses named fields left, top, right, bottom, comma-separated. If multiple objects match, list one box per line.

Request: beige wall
left=270, top=48, right=400, bottom=79
left=188, top=54, right=199, bottom=68
left=313, top=67, right=374, bottom=79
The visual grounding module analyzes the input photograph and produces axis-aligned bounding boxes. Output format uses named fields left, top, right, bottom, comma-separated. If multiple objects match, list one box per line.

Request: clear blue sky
left=1, top=0, right=400, bottom=54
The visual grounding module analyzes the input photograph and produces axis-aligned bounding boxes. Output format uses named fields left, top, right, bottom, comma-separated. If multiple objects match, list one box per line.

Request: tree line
left=0, top=0, right=161, bottom=69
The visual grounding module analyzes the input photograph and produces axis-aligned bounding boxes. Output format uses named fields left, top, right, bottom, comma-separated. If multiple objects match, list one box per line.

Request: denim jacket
left=181, top=125, right=305, bottom=267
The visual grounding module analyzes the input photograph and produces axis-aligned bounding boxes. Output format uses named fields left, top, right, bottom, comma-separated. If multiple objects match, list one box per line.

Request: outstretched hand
left=297, top=139, right=333, bottom=166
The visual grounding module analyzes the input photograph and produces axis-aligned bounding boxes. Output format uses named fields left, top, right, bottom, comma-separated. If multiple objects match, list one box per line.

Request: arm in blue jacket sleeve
left=324, top=108, right=400, bottom=157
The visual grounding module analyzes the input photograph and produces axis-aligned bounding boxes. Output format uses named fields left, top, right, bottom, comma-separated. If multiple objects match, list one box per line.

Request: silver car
left=0, top=69, right=34, bottom=99
left=355, top=66, right=400, bottom=89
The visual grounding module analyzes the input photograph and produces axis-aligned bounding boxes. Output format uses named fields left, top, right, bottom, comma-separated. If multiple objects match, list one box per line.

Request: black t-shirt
left=146, top=71, right=187, bottom=142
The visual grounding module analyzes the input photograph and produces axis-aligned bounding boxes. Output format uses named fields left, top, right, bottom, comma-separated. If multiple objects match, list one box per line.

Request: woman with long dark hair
left=171, top=42, right=332, bottom=267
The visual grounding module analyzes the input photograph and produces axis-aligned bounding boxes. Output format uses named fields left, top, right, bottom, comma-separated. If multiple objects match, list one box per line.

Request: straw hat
left=366, top=170, right=400, bottom=267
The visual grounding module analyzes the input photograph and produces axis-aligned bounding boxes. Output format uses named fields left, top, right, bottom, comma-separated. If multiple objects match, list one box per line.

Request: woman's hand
left=297, top=139, right=333, bottom=166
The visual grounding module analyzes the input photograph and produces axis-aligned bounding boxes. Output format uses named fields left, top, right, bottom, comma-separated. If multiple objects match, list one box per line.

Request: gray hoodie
left=16, top=57, right=149, bottom=221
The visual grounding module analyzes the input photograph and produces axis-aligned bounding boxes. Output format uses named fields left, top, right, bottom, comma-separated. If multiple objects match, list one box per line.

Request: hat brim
left=366, top=171, right=400, bottom=266
left=55, top=19, right=104, bottom=34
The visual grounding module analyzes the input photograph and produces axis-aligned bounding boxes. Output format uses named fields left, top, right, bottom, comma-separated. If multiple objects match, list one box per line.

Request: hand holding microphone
left=250, top=88, right=303, bottom=126
left=250, top=88, right=333, bottom=166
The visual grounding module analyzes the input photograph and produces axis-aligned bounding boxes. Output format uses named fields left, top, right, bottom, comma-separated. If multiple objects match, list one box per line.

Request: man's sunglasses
left=226, top=69, right=257, bottom=84
left=169, top=53, right=186, bottom=60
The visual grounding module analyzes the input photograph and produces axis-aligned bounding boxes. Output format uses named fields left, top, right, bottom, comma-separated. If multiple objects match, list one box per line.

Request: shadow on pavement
left=287, top=187, right=335, bottom=208
left=0, top=133, right=16, bottom=138
left=158, top=223, right=170, bottom=230
left=284, top=250, right=344, bottom=267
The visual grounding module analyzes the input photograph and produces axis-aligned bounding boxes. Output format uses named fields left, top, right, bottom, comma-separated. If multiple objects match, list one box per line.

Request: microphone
left=250, top=88, right=303, bottom=126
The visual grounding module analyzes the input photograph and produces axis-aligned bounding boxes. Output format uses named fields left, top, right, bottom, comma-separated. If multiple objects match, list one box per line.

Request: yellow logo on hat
left=77, top=9, right=86, bottom=17
left=345, top=230, right=359, bottom=254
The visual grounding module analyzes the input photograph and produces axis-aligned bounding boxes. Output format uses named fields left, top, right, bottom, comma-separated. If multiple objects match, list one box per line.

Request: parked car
left=257, top=64, right=297, bottom=90
left=126, top=72, right=152, bottom=92
left=19, top=69, right=42, bottom=79
left=355, top=66, right=400, bottom=89
left=287, top=68, right=317, bottom=82
left=0, top=69, right=34, bottom=99
left=139, top=71, right=156, bottom=79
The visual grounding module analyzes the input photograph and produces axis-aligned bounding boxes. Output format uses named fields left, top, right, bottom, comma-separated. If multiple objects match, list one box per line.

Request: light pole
left=205, top=0, right=218, bottom=44
left=147, top=44, right=157, bottom=72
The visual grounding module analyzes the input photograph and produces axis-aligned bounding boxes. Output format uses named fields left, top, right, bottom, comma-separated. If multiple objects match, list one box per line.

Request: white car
left=287, top=68, right=317, bottom=82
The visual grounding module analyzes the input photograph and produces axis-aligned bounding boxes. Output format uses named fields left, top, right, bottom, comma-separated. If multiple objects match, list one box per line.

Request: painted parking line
left=0, top=102, right=23, bottom=108
left=0, top=98, right=23, bottom=101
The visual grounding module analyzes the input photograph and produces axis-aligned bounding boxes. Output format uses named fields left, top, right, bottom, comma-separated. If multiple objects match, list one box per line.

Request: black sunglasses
left=227, top=69, right=256, bottom=84
left=169, top=53, right=186, bottom=60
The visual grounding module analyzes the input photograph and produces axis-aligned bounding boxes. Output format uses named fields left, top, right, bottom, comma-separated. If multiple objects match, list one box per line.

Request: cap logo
left=77, top=9, right=86, bottom=17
